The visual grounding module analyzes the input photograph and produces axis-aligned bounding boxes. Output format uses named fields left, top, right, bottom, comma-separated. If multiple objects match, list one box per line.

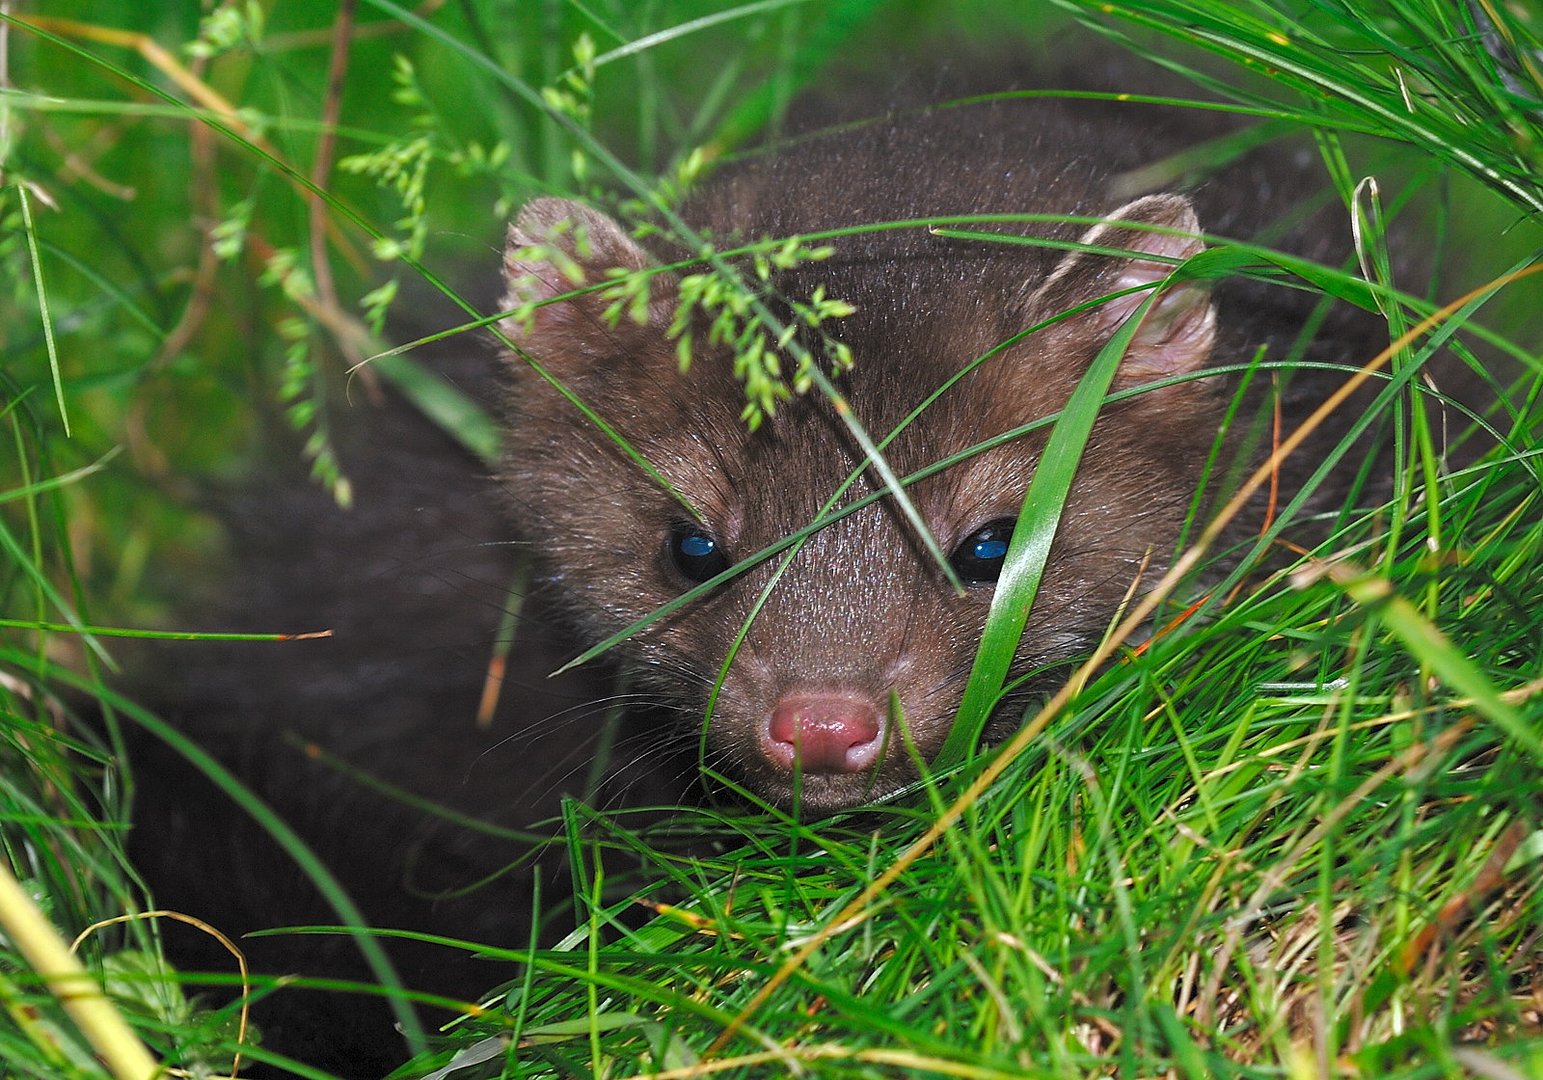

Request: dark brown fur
left=117, top=351, right=693, bottom=1076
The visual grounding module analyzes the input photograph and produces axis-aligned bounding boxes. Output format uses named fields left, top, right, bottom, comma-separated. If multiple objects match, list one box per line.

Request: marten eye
left=667, top=522, right=730, bottom=584
left=951, top=519, right=1015, bottom=584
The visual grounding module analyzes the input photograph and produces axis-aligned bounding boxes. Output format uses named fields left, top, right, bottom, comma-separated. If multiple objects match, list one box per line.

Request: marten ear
left=1029, top=193, right=1215, bottom=385
left=499, top=197, right=675, bottom=365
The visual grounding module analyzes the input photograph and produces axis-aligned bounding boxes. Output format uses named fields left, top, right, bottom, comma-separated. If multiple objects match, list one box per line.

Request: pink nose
left=765, top=692, right=883, bottom=774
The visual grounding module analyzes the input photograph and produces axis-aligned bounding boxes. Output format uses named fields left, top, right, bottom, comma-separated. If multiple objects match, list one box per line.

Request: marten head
left=495, top=170, right=1224, bottom=814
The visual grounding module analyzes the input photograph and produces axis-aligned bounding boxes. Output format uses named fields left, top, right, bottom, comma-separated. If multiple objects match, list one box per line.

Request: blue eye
left=951, top=519, right=1015, bottom=584
left=973, top=536, right=1009, bottom=561
left=668, top=522, right=730, bottom=584
left=679, top=533, right=715, bottom=558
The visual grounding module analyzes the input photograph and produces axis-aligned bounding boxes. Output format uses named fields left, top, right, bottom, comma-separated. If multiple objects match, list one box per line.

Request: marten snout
left=763, top=691, right=886, bottom=774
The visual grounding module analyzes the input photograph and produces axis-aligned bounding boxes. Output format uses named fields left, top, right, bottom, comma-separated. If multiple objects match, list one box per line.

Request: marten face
left=496, top=99, right=1371, bottom=814
left=498, top=184, right=1226, bottom=812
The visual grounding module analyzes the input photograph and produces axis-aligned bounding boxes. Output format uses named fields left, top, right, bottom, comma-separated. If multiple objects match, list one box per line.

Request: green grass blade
left=17, top=185, right=69, bottom=438
left=1328, top=565, right=1543, bottom=764
left=28, top=666, right=430, bottom=1059
left=936, top=286, right=1162, bottom=769
left=368, top=352, right=502, bottom=467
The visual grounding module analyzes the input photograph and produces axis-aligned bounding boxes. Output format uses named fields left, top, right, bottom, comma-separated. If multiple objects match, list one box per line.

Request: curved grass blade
left=936, top=245, right=1247, bottom=770
left=934, top=286, right=1162, bottom=770
left=1325, top=563, right=1543, bottom=763
left=17, top=663, right=430, bottom=1058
